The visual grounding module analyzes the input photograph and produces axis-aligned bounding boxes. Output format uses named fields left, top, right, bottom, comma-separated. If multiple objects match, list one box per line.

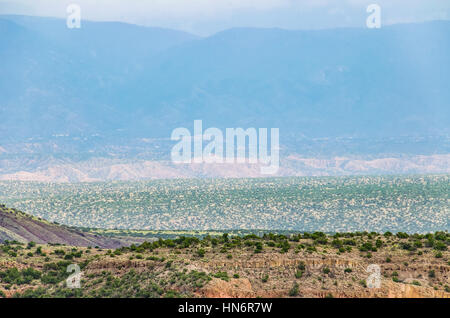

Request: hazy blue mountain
left=1, top=15, right=449, bottom=145
left=0, top=15, right=198, bottom=139
left=124, top=23, right=450, bottom=138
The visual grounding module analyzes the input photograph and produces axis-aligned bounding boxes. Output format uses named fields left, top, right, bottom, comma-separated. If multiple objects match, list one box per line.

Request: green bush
left=289, top=283, right=299, bottom=296
left=433, top=241, right=447, bottom=251
left=196, top=249, right=205, bottom=258
left=295, top=270, right=303, bottom=279
left=297, top=261, right=306, bottom=271
left=0, top=267, right=41, bottom=285
left=254, top=242, right=263, bottom=253
left=376, top=239, right=383, bottom=248
left=213, top=272, right=229, bottom=282
left=27, top=242, right=36, bottom=249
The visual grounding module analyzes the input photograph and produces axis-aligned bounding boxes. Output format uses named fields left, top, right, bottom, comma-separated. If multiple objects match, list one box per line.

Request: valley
left=0, top=175, right=448, bottom=233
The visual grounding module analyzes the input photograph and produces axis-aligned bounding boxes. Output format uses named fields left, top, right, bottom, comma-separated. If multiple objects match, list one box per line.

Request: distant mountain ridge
left=0, top=15, right=449, bottom=179
left=0, top=154, right=448, bottom=182
left=1, top=15, right=449, bottom=140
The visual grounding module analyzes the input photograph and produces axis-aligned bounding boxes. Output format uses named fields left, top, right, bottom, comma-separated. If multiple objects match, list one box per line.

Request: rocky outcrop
left=204, top=256, right=362, bottom=271
left=198, top=278, right=254, bottom=298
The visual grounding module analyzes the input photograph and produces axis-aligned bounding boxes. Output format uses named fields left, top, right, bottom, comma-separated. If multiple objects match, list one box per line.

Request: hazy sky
left=1, top=0, right=449, bottom=35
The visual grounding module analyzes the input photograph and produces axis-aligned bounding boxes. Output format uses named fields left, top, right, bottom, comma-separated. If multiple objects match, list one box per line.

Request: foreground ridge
left=0, top=218, right=448, bottom=298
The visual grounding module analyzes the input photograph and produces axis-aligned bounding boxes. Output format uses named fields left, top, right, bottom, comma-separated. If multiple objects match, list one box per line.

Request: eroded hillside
left=1, top=231, right=449, bottom=298
left=0, top=204, right=135, bottom=248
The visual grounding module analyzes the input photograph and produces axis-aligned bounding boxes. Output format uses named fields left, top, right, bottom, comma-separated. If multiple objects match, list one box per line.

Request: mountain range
left=1, top=15, right=449, bottom=180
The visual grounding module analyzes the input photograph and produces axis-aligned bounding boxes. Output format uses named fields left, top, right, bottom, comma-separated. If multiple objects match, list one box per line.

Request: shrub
left=0, top=267, right=41, bottom=285
left=344, top=239, right=356, bottom=246
left=331, top=239, right=343, bottom=248
left=359, top=242, right=376, bottom=252
left=297, top=261, right=306, bottom=271
left=376, top=239, right=383, bottom=248
left=213, top=272, right=229, bottom=282
left=254, top=242, right=263, bottom=253
left=434, top=232, right=447, bottom=241
left=433, top=241, right=447, bottom=251
left=314, top=237, right=328, bottom=245
left=13, top=287, right=47, bottom=298
left=279, top=241, right=290, bottom=253
left=222, top=233, right=229, bottom=243
left=289, top=283, right=299, bottom=296
left=54, top=249, right=65, bottom=256
left=400, top=243, right=416, bottom=251
left=164, top=290, right=180, bottom=298
left=413, top=241, right=423, bottom=248
left=27, top=242, right=36, bottom=249
left=196, top=249, right=205, bottom=258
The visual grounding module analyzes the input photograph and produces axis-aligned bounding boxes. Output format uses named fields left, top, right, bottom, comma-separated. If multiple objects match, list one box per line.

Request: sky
left=0, top=0, right=449, bottom=35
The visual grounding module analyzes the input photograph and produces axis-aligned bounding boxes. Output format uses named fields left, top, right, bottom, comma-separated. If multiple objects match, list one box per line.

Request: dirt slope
left=0, top=204, right=128, bottom=248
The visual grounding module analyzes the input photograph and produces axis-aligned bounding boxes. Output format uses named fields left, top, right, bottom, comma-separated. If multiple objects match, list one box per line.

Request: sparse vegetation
left=0, top=200, right=448, bottom=298
left=0, top=229, right=448, bottom=298
left=1, top=175, right=448, bottom=233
